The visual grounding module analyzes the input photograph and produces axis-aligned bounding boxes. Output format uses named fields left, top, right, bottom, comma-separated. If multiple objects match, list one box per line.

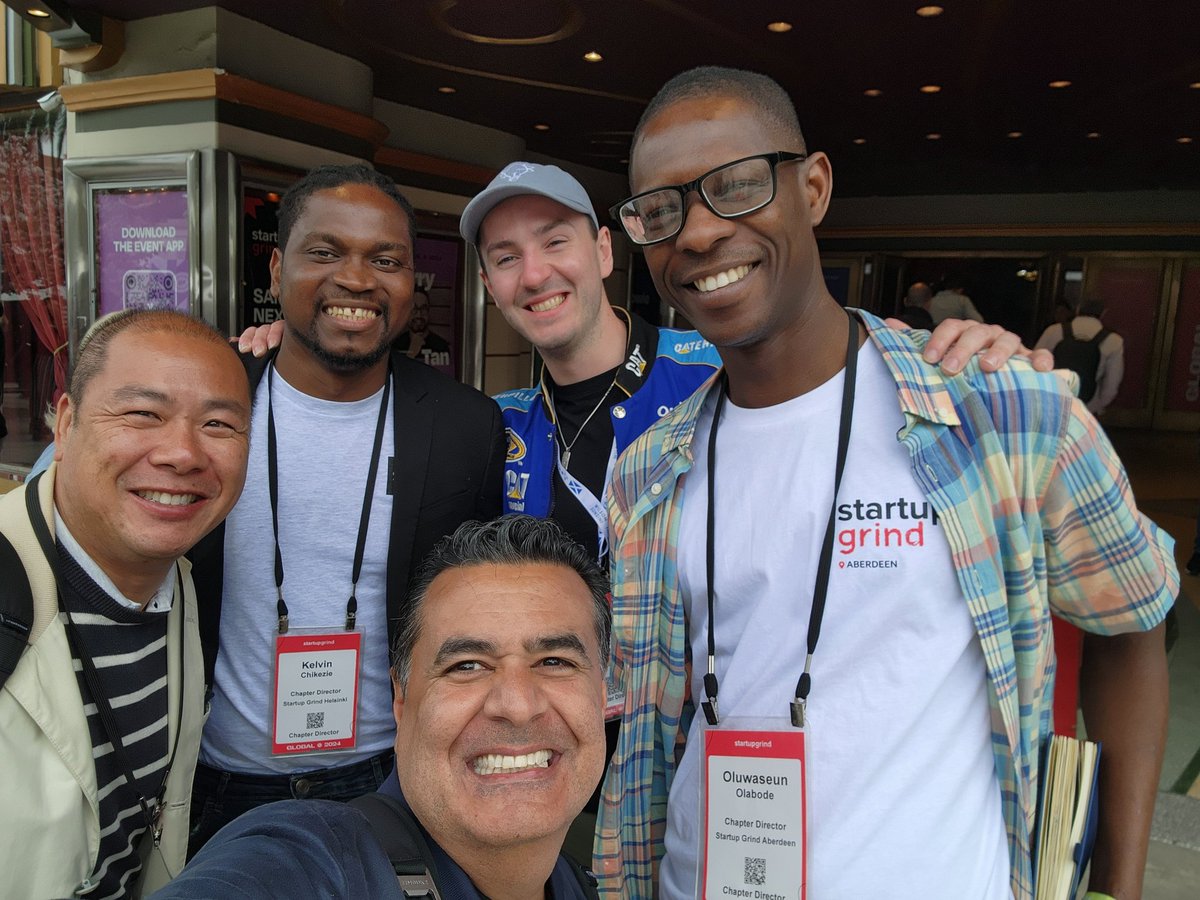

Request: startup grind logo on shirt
left=836, top=496, right=940, bottom=570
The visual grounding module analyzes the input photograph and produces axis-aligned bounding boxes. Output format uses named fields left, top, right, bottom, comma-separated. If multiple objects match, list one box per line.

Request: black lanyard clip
left=702, top=671, right=720, bottom=726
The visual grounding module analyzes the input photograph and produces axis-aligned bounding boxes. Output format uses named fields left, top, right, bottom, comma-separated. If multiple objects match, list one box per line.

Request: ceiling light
left=583, top=51, right=602, bottom=62
left=852, top=138, right=867, bottom=145
left=1007, top=131, right=1023, bottom=138
left=767, top=21, right=793, bottom=33
left=534, top=123, right=550, bottom=131
left=925, top=132, right=942, bottom=140
left=1049, top=80, right=1072, bottom=89
left=915, top=5, right=944, bottom=16
left=437, top=86, right=456, bottom=94
left=26, top=7, right=50, bottom=16
left=1190, top=82, right=1200, bottom=89
left=1178, top=137, right=1195, bottom=144
left=1087, top=131, right=1100, bottom=139
left=919, top=84, right=941, bottom=94
left=864, top=88, right=883, bottom=97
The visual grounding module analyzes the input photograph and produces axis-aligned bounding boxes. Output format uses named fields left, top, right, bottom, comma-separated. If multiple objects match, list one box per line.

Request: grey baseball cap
left=459, top=161, right=599, bottom=246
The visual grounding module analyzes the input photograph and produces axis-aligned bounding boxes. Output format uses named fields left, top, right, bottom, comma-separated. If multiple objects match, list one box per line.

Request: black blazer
left=190, top=350, right=506, bottom=688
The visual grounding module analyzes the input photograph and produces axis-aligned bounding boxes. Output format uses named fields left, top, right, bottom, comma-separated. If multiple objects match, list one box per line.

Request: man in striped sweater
left=0, top=309, right=251, bottom=899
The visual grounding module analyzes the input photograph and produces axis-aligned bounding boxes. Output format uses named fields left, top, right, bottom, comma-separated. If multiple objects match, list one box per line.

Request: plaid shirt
left=596, top=311, right=1177, bottom=899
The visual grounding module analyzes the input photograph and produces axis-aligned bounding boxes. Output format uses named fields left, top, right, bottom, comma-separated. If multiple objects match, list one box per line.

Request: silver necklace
left=548, top=373, right=618, bottom=470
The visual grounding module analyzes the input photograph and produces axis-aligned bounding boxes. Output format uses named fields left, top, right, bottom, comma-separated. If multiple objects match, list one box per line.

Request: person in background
left=898, top=281, right=934, bottom=330
left=394, top=288, right=452, bottom=368
left=930, top=275, right=985, bottom=324
left=1035, top=297, right=1125, bottom=416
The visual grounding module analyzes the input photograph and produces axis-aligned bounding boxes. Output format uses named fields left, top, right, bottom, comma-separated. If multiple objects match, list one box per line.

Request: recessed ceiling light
left=1178, top=136, right=1195, bottom=144
left=919, top=84, right=942, bottom=94
left=926, top=132, right=942, bottom=140
left=1007, top=131, right=1023, bottom=138
left=1049, top=80, right=1072, bottom=89
left=534, top=123, right=550, bottom=131
left=583, top=51, right=603, bottom=62
left=767, top=21, right=793, bottom=33
left=852, top=138, right=867, bottom=145
left=26, top=8, right=50, bottom=17
left=1087, top=131, right=1101, bottom=139
left=864, top=88, right=883, bottom=97
left=437, top=86, right=456, bottom=94
left=915, top=5, right=944, bottom=16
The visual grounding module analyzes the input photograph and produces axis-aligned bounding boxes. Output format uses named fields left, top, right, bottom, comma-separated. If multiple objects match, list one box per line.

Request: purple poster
left=399, top=235, right=461, bottom=378
left=95, top=188, right=189, bottom=316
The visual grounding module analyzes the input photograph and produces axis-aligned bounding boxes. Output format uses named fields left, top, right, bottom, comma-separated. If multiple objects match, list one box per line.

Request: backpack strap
left=561, top=852, right=601, bottom=898
left=348, top=792, right=443, bottom=898
left=0, top=529, right=34, bottom=691
left=350, top=791, right=601, bottom=899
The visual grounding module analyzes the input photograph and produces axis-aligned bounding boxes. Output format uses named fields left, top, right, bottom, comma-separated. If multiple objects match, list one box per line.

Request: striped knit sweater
left=58, top=545, right=171, bottom=900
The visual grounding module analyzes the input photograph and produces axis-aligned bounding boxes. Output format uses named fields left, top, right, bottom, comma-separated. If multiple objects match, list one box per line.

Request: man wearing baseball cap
left=461, top=162, right=722, bottom=565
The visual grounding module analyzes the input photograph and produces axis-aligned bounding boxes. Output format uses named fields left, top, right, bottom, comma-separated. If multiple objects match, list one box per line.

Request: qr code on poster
left=122, top=270, right=178, bottom=310
left=744, top=856, right=766, bottom=886
left=306, top=712, right=325, bottom=730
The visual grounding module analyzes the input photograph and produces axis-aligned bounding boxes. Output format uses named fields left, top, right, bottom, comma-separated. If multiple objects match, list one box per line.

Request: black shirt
left=545, top=365, right=621, bottom=562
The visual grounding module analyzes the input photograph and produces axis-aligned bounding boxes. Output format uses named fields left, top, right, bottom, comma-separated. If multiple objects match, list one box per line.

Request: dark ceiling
left=68, top=0, right=1200, bottom=197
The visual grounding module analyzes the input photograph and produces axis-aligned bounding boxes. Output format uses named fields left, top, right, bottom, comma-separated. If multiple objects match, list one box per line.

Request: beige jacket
left=0, top=466, right=204, bottom=897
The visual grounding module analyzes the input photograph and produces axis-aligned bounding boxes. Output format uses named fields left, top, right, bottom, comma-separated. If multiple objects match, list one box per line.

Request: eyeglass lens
left=618, top=156, right=777, bottom=244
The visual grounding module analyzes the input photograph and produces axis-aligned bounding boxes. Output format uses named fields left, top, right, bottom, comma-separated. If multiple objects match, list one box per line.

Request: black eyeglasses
left=609, top=151, right=807, bottom=246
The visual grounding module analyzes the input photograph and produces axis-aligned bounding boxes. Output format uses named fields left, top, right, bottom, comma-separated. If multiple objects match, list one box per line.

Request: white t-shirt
left=660, top=342, right=1010, bottom=899
left=201, top=369, right=396, bottom=773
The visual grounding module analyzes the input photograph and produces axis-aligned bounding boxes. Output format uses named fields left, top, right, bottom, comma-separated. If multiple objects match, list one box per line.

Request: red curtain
left=0, top=110, right=69, bottom=400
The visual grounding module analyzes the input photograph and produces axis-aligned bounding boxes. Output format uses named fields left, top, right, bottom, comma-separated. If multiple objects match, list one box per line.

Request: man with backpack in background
left=1036, top=298, right=1125, bottom=416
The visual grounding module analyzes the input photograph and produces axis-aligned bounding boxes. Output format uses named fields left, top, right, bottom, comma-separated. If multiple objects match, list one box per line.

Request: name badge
left=604, top=671, right=624, bottom=722
left=701, top=721, right=807, bottom=899
left=272, top=630, right=362, bottom=755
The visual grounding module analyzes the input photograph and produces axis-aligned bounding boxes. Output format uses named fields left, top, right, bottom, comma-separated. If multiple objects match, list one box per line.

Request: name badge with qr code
left=272, top=630, right=362, bottom=755
left=700, top=720, right=807, bottom=899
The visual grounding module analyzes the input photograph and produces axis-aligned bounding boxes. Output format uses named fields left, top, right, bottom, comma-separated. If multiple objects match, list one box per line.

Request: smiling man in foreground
left=152, top=515, right=606, bottom=899
left=0, top=309, right=251, bottom=899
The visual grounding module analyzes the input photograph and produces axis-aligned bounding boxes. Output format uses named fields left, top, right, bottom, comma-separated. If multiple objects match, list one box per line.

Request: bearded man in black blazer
left=187, top=164, right=504, bottom=855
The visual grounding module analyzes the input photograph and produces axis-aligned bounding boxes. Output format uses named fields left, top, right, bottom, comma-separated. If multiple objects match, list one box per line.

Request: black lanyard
left=702, top=310, right=860, bottom=728
left=24, top=476, right=185, bottom=845
left=266, top=363, right=391, bottom=634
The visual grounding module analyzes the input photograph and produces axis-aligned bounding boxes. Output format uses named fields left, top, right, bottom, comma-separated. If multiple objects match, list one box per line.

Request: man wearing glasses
left=598, top=68, right=1176, bottom=900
